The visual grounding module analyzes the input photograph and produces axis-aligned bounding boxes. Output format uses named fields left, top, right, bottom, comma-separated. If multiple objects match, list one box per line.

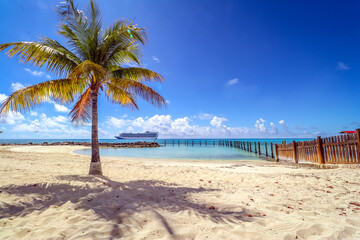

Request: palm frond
left=69, top=87, right=92, bottom=123
left=100, top=19, right=146, bottom=66
left=58, top=23, right=87, bottom=60
left=111, top=67, right=164, bottom=82
left=104, top=82, right=139, bottom=110
left=68, top=60, right=108, bottom=85
left=0, top=41, right=79, bottom=77
left=57, top=0, right=103, bottom=62
left=0, top=79, right=80, bottom=114
left=108, top=78, right=166, bottom=108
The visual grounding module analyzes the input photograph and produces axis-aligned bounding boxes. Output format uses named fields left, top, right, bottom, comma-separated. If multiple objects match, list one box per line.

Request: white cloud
left=104, top=114, right=322, bottom=138
left=54, top=104, right=70, bottom=113
left=152, top=56, right=160, bottom=62
left=11, top=82, right=25, bottom=91
left=0, top=111, right=25, bottom=125
left=165, top=100, right=171, bottom=104
left=210, top=116, right=227, bottom=128
left=279, top=120, right=289, bottom=132
left=107, top=114, right=261, bottom=138
left=98, top=127, right=109, bottom=137
left=13, top=113, right=89, bottom=138
left=337, top=61, right=350, bottom=71
left=25, top=68, right=45, bottom=77
left=39, top=113, right=66, bottom=128
left=24, top=69, right=52, bottom=79
left=125, top=126, right=134, bottom=132
left=30, top=111, right=38, bottom=116
left=0, top=93, right=25, bottom=125
left=227, top=78, right=238, bottom=86
left=197, top=113, right=213, bottom=120
left=107, top=117, right=130, bottom=128
left=0, top=93, right=7, bottom=102
left=16, top=119, right=42, bottom=132
left=255, top=118, right=266, bottom=133
left=270, top=122, right=278, bottom=134
left=52, top=115, right=68, bottom=123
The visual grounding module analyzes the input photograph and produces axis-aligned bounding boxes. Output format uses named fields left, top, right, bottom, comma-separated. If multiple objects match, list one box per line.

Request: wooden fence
left=275, top=129, right=360, bottom=164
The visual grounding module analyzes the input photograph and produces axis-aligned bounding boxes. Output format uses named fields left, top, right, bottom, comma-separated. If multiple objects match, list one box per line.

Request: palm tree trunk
left=89, top=91, right=103, bottom=175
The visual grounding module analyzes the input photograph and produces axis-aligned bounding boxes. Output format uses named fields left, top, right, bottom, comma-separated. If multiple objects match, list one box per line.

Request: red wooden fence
left=275, top=129, right=360, bottom=164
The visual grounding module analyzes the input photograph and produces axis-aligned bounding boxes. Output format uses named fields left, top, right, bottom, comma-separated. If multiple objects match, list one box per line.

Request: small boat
left=115, top=131, right=158, bottom=140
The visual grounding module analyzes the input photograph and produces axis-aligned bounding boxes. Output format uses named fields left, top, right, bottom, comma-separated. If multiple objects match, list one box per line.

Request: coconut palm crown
left=0, top=0, right=166, bottom=175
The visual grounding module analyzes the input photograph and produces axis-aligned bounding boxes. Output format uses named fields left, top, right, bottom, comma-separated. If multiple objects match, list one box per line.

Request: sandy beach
left=0, top=146, right=360, bottom=240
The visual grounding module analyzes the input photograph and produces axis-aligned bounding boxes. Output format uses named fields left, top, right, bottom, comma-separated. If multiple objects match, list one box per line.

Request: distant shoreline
left=0, top=141, right=160, bottom=148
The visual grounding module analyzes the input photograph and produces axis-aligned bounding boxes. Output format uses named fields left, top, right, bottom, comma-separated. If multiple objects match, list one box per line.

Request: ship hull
left=115, top=136, right=158, bottom=140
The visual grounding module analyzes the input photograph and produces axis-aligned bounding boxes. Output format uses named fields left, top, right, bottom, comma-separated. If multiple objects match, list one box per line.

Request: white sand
left=0, top=145, right=360, bottom=240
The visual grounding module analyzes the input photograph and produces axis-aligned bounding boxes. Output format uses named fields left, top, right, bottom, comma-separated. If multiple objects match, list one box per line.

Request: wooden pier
left=160, top=139, right=276, bottom=160
left=160, top=129, right=360, bottom=165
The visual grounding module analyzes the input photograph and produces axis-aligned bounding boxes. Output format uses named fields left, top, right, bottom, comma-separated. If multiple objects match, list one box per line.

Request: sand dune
left=0, top=146, right=359, bottom=239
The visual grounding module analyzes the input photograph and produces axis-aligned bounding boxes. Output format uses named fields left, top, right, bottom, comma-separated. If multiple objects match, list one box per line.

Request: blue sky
left=0, top=0, right=359, bottom=139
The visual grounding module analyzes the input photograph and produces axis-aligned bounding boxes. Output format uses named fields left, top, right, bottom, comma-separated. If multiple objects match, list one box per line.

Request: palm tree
left=0, top=0, right=166, bottom=175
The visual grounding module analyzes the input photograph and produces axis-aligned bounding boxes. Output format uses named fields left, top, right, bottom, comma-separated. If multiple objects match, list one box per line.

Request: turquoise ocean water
left=0, top=138, right=312, bottom=161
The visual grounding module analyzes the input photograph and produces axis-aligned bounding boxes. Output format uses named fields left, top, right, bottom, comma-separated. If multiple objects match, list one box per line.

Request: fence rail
left=275, top=129, right=360, bottom=164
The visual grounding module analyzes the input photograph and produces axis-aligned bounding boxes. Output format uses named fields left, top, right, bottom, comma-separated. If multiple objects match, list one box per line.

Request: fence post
left=271, top=142, right=274, bottom=158
left=254, top=142, right=257, bottom=153
left=258, top=142, right=261, bottom=155
left=316, top=136, right=325, bottom=164
left=356, top=129, right=360, bottom=163
left=292, top=141, right=298, bottom=163
left=275, top=144, right=279, bottom=162
left=265, top=142, right=268, bottom=156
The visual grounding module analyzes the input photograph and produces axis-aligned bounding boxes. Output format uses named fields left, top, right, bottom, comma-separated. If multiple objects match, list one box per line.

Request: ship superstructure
left=115, top=131, right=158, bottom=140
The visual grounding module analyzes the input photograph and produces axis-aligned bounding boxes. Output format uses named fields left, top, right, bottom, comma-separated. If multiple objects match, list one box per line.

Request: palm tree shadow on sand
left=0, top=175, right=259, bottom=238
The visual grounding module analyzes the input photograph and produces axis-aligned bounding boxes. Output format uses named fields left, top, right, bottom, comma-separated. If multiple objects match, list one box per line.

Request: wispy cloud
left=279, top=120, right=289, bottom=132
left=197, top=113, right=213, bottom=120
left=0, top=93, right=7, bottom=102
left=165, top=100, right=171, bottom=104
left=0, top=93, right=25, bottom=125
left=152, top=56, right=160, bottom=63
left=25, top=68, right=45, bottom=77
left=24, top=68, right=52, bottom=79
left=337, top=61, right=350, bottom=71
left=0, top=111, right=24, bottom=125
left=270, top=122, right=278, bottom=134
left=54, top=104, right=70, bottom=113
left=227, top=78, right=238, bottom=86
left=11, top=82, right=25, bottom=91
left=255, top=118, right=266, bottom=133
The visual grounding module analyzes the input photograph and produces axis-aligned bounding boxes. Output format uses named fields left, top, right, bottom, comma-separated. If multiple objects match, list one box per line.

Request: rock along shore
left=0, top=141, right=160, bottom=148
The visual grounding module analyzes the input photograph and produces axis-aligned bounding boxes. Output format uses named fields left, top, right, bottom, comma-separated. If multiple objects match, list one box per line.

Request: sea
left=0, top=138, right=312, bottom=161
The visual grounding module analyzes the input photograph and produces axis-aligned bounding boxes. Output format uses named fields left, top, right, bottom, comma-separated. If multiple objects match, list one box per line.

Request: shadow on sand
left=0, top=175, right=258, bottom=238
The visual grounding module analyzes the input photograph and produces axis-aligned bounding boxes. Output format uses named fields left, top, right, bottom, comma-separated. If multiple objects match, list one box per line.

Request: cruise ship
left=115, top=131, right=158, bottom=140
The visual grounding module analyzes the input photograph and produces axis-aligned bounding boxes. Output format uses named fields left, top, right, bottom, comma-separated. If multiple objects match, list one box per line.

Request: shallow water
left=1, top=138, right=312, bottom=161
left=74, top=145, right=264, bottom=160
